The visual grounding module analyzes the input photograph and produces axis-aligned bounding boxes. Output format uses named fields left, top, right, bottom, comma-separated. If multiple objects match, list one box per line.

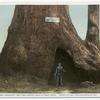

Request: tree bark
left=86, top=5, right=99, bottom=46
left=0, top=5, right=100, bottom=83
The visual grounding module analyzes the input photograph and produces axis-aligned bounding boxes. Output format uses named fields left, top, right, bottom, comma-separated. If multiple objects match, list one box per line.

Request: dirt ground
left=0, top=73, right=100, bottom=93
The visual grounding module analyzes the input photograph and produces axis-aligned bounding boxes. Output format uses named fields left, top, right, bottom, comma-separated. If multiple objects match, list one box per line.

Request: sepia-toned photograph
left=0, top=4, right=100, bottom=95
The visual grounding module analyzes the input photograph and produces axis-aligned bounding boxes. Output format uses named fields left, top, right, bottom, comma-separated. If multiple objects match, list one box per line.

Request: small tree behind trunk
left=86, top=5, right=99, bottom=46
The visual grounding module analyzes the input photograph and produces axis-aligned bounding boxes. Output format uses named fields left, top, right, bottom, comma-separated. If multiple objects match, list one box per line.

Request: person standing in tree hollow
left=54, top=62, right=66, bottom=86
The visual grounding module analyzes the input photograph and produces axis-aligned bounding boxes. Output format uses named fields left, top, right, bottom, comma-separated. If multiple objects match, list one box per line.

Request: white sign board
left=45, top=17, right=60, bottom=23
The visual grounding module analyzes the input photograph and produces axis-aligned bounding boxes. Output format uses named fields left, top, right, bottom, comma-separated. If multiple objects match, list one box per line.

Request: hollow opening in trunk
left=49, top=48, right=79, bottom=86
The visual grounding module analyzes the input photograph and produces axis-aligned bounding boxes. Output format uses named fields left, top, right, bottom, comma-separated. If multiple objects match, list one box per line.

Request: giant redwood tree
left=0, top=5, right=100, bottom=84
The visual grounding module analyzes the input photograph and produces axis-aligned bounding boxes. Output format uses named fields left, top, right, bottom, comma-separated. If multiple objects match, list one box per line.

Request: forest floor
left=0, top=73, right=100, bottom=93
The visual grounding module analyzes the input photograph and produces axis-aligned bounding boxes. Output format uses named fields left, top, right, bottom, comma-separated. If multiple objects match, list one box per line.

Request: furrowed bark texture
left=0, top=5, right=100, bottom=83
left=86, top=5, right=99, bottom=46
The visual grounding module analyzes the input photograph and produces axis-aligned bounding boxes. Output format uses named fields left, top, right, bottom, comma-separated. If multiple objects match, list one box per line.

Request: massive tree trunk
left=0, top=5, right=100, bottom=84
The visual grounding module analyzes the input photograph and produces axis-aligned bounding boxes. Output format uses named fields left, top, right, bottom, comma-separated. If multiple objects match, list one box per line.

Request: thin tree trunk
left=86, top=5, right=99, bottom=46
